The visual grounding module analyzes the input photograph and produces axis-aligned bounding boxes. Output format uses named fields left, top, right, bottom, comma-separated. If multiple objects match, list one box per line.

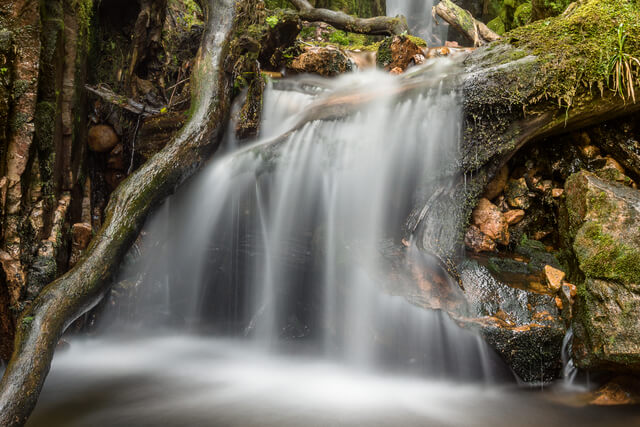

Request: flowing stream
left=386, top=0, right=449, bottom=45
left=22, top=17, right=640, bottom=427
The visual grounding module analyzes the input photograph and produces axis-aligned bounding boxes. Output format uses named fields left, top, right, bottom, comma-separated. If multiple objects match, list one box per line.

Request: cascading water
left=387, top=0, right=449, bottom=45
left=24, top=30, right=640, bottom=427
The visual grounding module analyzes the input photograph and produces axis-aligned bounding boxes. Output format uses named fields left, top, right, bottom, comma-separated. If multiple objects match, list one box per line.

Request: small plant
left=266, top=15, right=279, bottom=29
left=608, top=23, right=640, bottom=102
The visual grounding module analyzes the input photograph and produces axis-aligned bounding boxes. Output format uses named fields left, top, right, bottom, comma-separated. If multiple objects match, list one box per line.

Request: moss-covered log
left=0, top=0, right=240, bottom=424
left=289, top=0, right=407, bottom=35
left=434, top=0, right=501, bottom=46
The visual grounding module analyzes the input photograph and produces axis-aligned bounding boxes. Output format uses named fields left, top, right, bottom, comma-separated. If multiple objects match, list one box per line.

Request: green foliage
left=266, top=15, right=279, bottom=29
left=608, top=23, right=640, bottom=102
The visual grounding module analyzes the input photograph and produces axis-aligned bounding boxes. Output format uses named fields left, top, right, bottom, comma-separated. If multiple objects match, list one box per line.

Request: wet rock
left=459, top=261, right=565, bottom=383
left=88, top=124, right=119, bottom=153
left=590, top=377, right=640, bottom=406
left=552, top=188, right=564, bottom=198
left=563, top=171, right=640, bottom=371
left=464, top=224, right=496, bottom=253
left=376, top=35, right=424, bottom=72
left=504, top=209, right=524, bottom=225
left=593, top=156, right=635, bottom=187
left=505, top=177, right=531, bottom=209
left=580, top=145, right=600, bottom=159
left=484, top=165, right=509, bottom=201
left=544, top=265, right=565, bottom=293
left=289, top=46, right=352, bottom=77
left=471, top=198, right=509, bottom=245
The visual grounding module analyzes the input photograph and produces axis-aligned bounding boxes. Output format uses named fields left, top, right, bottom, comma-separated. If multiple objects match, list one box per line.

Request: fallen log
left=432, top=0, right=501, bottom=47
left=289, top=0, right=408, bottom=36
left=0, top=0, right=239, bottom=424
left=85, top=84, right=163, bottom=116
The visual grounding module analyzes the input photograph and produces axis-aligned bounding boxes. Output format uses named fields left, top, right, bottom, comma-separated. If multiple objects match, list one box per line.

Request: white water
left=387, top=0, right=449, bottom=45
left=96, top=62, right=503, bottom=380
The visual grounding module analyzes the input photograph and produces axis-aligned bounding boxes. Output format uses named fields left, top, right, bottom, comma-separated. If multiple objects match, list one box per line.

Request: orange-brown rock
left=471, top=198, right=509, bottom=245
left=464, top=224, right=496, bottom=253
left=580, top=144, right=600, bottom=159
left=590, top=377, right=640, bottom=406
left=378, top=35, right=424, bottom=72
left=484, top=165, right=509, bottom=200
left=88, top=124, right=119, bottom=153
left=389, top=67, right=403, bottom=75
left=554, top=296, right=563, bottom=310
left=552, top=188, right=564, bottom=198
left=107, top=144, right=125, bottom=170
left=504, top=209, right=525, bottom=225
left=544, top=265, right=565, bottom=293
left=289, top=47, right=352, bottom=77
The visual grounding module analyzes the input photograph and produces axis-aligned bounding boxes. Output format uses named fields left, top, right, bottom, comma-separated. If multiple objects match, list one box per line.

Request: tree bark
left=433, top=0, right=500, bottom=46
left=0, top=0, right=238, bottom=424
left=289, top=0, right=408, bottom=35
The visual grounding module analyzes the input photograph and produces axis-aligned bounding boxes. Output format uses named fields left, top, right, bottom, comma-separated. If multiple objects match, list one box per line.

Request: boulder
left=376, top=35, right=424, bottom=72
left=505, top=177, right=531, bottom=209
left=464, top=224, right=497, bottom=253
left=289, top=46, right=352, bottom=77
left=563, top=171, right=640, bottom=372
left=459, top=260, right=565, bottom=383
left=471, top=198, right=509, bottom=245
left=504, top=209, right=525, bottom=225
left=88, top=124, right=119, bottom=153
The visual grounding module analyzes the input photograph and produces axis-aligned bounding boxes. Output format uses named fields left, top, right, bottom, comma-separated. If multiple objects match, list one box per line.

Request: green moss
left=488, top=17, right=506, bottom=35
left=514, top=3, right=532, bottom=26
left=574, top=221, right=640, bottom=286
left=505, top=0, right=640, bottom=109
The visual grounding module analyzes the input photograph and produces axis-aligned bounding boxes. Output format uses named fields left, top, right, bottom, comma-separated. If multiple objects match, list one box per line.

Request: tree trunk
left=289, top=0, right=408, bottom=35
left=0, top=0, right=239, bottom=424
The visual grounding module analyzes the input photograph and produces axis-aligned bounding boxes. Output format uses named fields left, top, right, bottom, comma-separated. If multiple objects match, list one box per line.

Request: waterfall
left=386, top=0, right=449, bottom=45
left=97, top=60, right=503, bottom=381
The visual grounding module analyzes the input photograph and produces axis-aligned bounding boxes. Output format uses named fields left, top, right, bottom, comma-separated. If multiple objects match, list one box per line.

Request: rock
left=484, top=165, right=509, bottom=200
left=88, top=124, right=119, bottom=153
left=552, top=188, right=564, bottom=198
left=471, top=198, right=509, bottom=245
left=376, top=35, right=424, bottom=72
left=580, top=144, right=600, bottom=159
left=459, top=261, right=565, bottom=383
left=505, top=177, right=531, bottom=209
left=593, top=156, right=635, bottom=187
left=590, top=377, right=640, bottom=406
left=289, top=46, right=352, bottom=77
left=504, top=209, right=525, bottom=225
left=107, top=143, right=125, bottom=170
left=544, top=265, right=565, bottom=293
left=346, top=50, right=376, bottom=70
left=563, top=171, right=640, bottom=371
left=555, top=296, right=563, bottom=310
left=464, top=224, right=496, bottom=253
left=389, top=67, right=403, bottom=75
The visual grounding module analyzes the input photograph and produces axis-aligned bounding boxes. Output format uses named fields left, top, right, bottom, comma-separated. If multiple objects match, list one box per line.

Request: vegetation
left=608, top=23, right=640, bottom=102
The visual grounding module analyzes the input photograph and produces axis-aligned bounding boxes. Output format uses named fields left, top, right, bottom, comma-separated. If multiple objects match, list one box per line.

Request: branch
left=85, top=84, right=162, bottom=117
left=432, top=0, right=500, bottom=47
left=289, top=0, right=408, bottom=36
left=0, top=0, right=239, bottom=424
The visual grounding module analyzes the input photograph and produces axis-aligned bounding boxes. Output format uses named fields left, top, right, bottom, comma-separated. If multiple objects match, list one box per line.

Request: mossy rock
left=564, top=171, right=640, bottom=372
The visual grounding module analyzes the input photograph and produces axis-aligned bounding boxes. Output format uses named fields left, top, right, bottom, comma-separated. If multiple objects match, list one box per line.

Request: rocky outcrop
left=376, top=35, right=425, bottom=72
left=289, top=46, right=352, bottom=76
left=459, top=260, right=565, bottom=382
left=564, top=171, right=640, bottom=372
